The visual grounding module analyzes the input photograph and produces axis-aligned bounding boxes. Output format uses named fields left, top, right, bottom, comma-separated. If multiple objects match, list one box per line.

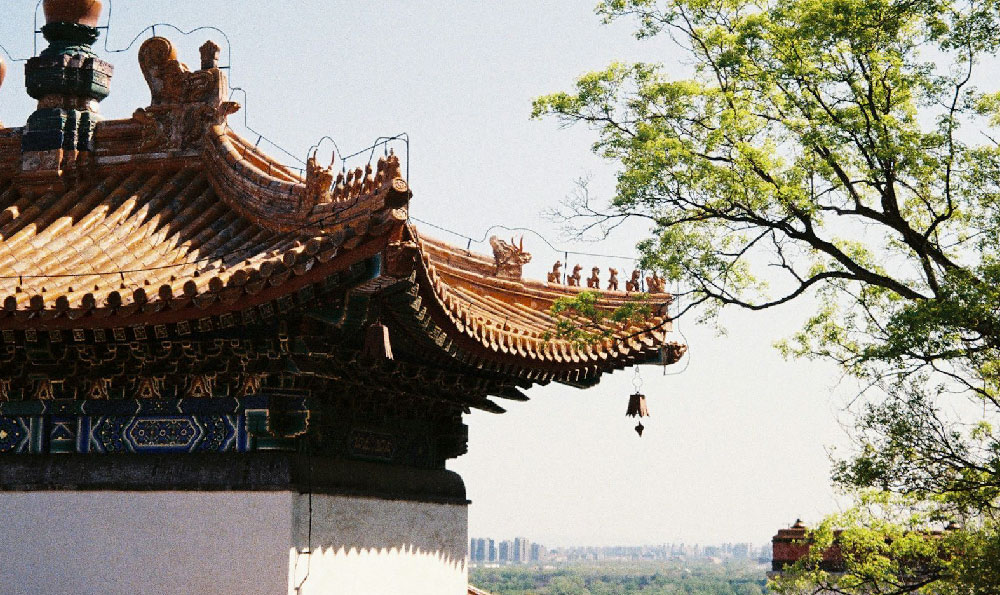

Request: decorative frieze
left=0, top=395, right=309, bottom=455
left=0, top=391, right=466, bottom=468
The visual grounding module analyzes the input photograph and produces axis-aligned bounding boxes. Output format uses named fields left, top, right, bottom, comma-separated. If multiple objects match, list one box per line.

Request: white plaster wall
left=0, top=491, right=294, bottom=595
left=289, top=494, right=469, bottom=595
left=0, top=491, right=468, bottom=595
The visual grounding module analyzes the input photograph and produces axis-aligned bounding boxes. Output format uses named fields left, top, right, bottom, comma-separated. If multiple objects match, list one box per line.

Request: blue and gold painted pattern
left=0, top=396, right=308, bottom=455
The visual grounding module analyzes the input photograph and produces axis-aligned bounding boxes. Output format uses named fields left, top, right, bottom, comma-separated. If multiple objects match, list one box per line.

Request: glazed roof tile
left=0, top=34, right=683, bottom=380
left=413, top=233, right=684, bottom=376
left=0, top=127, right=406, bottom=326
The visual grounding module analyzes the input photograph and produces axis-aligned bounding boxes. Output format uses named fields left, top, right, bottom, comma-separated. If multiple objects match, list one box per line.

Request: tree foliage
left=471, top=560, right=767, bottom=595
left=548, top=290, right=653, bottom=345
left=533, top=0, right=1000, bottom=591
left=772, top=494, right=1000, bottom=594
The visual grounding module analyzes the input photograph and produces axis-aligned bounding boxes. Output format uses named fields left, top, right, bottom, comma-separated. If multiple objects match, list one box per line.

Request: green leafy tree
left=533, top=0, right=1000, bottom=591
left=548, top=290, right=652, bottom=345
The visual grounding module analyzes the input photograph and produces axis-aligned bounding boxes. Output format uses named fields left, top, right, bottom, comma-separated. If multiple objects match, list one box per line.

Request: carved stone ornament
left=134, top=37, right=239, bottom=152
left=646, top=272, right=666, bottom=294
left=625, top=270, right=641, bottom=292
left=607, top=268, right=619, bottom=291
left=489, top=236, right=532, bottom=279
left=547, top=261, right=562, bottom=284
left=199, top=39, right=220, bottom=70
left=586, top=267, right=600, bottom=289
left=305, top=154, right=335, bottom=206
left=567, top=264, right=582, bottom=287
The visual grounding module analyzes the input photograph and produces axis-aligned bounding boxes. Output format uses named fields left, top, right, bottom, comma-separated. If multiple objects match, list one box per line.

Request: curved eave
left=420, top=234, right=674, bottom=310
left=399, top=229, right=685, bottom=385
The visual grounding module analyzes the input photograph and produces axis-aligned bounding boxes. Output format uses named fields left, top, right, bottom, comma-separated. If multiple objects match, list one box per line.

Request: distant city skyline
left=470, top=536, right=771, bottom=566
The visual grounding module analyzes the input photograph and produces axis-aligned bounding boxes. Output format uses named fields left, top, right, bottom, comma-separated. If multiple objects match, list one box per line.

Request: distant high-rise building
left=513, top=537, right=530, bottom=563
left=488, top=539, right=497, bottom=563
left=499, top=540, right=513, bottom=563
left=530, top=542, right=544, bottom=562
left=469, top=538, right=487, bottom=563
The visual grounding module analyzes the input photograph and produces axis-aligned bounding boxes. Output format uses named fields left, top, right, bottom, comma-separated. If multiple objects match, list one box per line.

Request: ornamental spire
left=20, top=0, right=113, bottom=189
left=42, top=0, right=104, bottom=27
left=22, top=0, right=113, bottom=158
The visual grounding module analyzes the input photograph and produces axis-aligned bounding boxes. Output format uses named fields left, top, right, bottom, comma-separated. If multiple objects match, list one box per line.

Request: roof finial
left=20, top=0, right=112, bottom=188
left=43, top=0, right=104, bottom=27
left=200, top=40, right=221, bottom=70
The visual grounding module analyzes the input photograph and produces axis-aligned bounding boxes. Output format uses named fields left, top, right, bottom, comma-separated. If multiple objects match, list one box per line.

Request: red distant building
left=771, top=518, right=958, bottom=582
left=771, top=520, right=845, bottom=573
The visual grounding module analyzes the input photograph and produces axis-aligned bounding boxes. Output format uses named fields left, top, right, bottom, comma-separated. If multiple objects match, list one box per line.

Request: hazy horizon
left=469, top=536, right=773, bottom=550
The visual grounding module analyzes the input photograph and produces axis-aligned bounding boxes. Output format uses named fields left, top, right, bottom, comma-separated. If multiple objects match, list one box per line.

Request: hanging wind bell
left=626, top=368, right=649, bottom=436
left=626, top=393, right=649, bottom=436
left=362, top=320, right=394, bottom=361
left=626, top=393, right=650, bottom=418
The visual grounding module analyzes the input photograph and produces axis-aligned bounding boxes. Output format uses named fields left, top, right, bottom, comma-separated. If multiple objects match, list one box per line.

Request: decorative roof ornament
left=546, top=261, right=562, bottom=284
left=586, top=267, right=600, bottom=289
left=625, top=270, right=641, bottom=292
left=305, top=152, right=336, bottom=206
left=200, top=40, right=221, bottom=70
left=567, top=264, right=582, bottom=287
left=646, top=272, right=666, bottom=294
left=626, top=367, right=650, bottom=436
left=43, top=0, right=104, bottom=28
left=489, top=236, right=531, bottom=279
left=132, top=36, right=239, bottom=153
left=138, top=37, right=226, bottom=107
left=20, top=0, right=113, bottom=190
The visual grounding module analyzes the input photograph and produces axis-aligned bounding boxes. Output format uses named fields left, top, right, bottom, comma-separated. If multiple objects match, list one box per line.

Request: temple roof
left=417, top=234, right=678, bottom=372
left=0, top=33, right=684, bottom=392
left=0, top=124, right=406, bottom=326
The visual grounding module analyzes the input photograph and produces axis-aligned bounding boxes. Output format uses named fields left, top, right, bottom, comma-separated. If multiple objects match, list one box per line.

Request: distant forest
left=470, top=560, right=768, bottom=594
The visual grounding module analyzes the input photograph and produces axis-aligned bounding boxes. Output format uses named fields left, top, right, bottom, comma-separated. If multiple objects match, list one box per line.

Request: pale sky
left=0, top=0, right=854, bottom=546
